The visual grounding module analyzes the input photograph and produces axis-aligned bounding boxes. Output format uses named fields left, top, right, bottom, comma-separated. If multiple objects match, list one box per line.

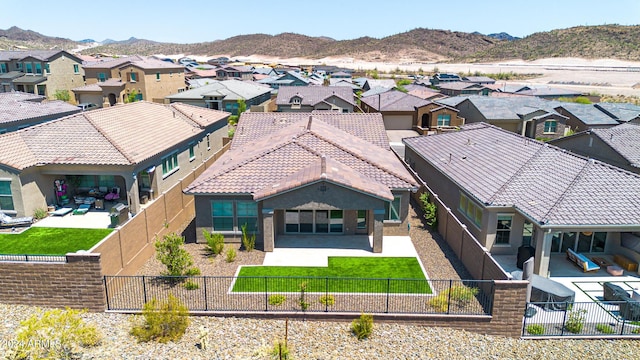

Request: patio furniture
left=512, top=270, right=575, bottom=311
left=613, top=254, right=638, bottom=272
left=603, top=282, right=629, bottom=301
left=104, top=187, right=120, bottom=201
left=602, top=282, right=640, bottom=321
left=566, top=248, right=600, bottom=272
left=0, top=212, right=33, bottom=228
left=607, top=265, right=624, bottom=276
left=72, top=204, right=91, bottom=215
left=49, top=207, right=73, bottom=216
left=591, top=257, right=612, bottom=267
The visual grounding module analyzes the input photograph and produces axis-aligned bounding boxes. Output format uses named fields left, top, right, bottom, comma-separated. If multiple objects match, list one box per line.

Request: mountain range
left=1, top=25, right=640, bottom=62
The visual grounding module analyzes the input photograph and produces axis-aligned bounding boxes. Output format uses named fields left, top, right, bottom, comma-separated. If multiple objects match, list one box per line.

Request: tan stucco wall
left=45, top=55, right=84, bottom=100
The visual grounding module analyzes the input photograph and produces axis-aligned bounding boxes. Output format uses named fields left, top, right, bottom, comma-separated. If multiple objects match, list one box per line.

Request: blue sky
left=2, top=0, right=639, bottom=43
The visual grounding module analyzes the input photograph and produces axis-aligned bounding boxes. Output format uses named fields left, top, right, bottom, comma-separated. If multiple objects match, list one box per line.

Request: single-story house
left=184, top=112, right=418, bottom=252
left=404, top=123, right=640, bottom=277
left=0, top=91, right=80, bottom=133
left=275, top=86, right=355, bottom=113
left=554, top=102, right=620, bottom=132
left=0, top=101, right=229, bottom=217
left=437, top=81, right=492, bottom=97
left=258, top=71, right=310, bottom=89
left=360, top=90, right=430, bottom=130
left=166, top=79, right=272, bottom=114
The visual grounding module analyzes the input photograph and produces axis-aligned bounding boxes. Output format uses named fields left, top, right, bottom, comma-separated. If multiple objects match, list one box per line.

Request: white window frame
left=385, top=195, right=402, bottom=222
left=459, top=192, right=482, bottom=228
left=495, top=214, right=513, bottom=245
left=544, top=120, right=557, bottom=134
left=161, top=152, right=179, bottom=178
left=0, top=179, right=15, bottom=211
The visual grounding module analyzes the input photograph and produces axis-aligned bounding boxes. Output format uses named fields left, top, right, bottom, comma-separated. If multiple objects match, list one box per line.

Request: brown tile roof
left=185, top=114, right=417, bottom=197
left=0, top=92, right=80, bottom=125
left=83, top=55, right=182, bottom=70
left=0, top=101, right=230, bottom=170
left=360, top=90, right=431, bottom=111
left=276, top=86, right=355, bottom=106
left=231, top=112, right=389, bottom=150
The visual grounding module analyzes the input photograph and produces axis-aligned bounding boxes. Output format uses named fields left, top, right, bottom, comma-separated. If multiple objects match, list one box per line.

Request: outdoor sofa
left=567, top=248, right=600, bottom=272
left=0, top=212, right=33, bottom=228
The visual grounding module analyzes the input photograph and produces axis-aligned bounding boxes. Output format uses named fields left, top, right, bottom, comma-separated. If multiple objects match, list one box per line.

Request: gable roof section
left=231, top=112, right=389, bottom=149
left=0, top=92, right=80, bottom=125
left=0, top=50, right=80, bottom=63
left=276, top=86, right=354, bottom=106
left=589, top=123, right=640, bottom=168
left=360, top=90, right=430, bottom=111
left=595, top=102, right=640, bottom=123
left=0, top=102, right=229, bottom=170
left=555, top=103, right=619, bottom=126
left=167, top=79, right=271, bottom=101
left=185, top=114, right=417, bottom=197
left=438, top=82, right=487, bottom=91
left=440, top=95, right=564, bottom=121
left=404, top=123, right=640, bottom=226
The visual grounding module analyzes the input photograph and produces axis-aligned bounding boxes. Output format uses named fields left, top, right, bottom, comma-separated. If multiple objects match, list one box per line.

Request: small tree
left=125, top=89, right=141, bottom=103
left=419, top=192, right=437, bottom=228
left=53, top=90, right=71, bottom=102
left=241, top=223, right=256, bottom=252
left=202, top=229, right=224, bottom=255
left=155, top=232, right=200, bottom=277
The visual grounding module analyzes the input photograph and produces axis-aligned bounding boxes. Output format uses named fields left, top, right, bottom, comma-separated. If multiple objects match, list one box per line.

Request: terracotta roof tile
left=0, top=92, right=80, bottom=125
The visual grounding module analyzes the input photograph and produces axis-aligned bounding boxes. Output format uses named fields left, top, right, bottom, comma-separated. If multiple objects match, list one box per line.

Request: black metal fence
left=522, top=301, right=640, bottom=337
left=0, top=254, right=67, bottom=262
left=104, top=275, right=494, bottom=316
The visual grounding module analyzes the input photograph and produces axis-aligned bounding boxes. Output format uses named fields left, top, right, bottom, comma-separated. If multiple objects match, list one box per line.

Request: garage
left=383, top=114, right=413, bottom=130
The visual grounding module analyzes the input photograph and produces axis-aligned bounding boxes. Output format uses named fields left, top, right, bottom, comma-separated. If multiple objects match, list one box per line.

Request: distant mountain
left=487, top=32, right=519, bottom=41
left=0, top=26, right=78, bottom=50
left=78, top=39, right=95, bottom=43
left=101, top=39, right=117, bottom=45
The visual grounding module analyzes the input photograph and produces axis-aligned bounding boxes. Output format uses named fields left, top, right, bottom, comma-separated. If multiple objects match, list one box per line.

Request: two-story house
left=275, top=86, right=355, bottom=113
left=0, top=50, right=84, bottom=99
left=215, top=66, right=253, bottom=81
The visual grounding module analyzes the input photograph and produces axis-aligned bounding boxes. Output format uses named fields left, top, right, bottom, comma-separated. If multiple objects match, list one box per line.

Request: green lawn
left=0, top=227, right=113, bottom=255
left=233, top=257, right=431, bottom=294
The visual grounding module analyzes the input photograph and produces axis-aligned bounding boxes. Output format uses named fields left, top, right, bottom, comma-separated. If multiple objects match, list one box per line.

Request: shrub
left=183, top=279, right=199, bottom=290
left=565, top=308, right=587, bottom=334
left=419, top=192, right=437, bottom=228
left=526, top=324, right=545, bottom=335
left=428, top=285, right=479, bottom=312
left=269, top=294, right=286, bottom=306
left=33, top=207, right=48, bottom=220
left=130, top=294, right=190, bottom=343
left=298, top=281, right=310, bottom=312
left=53, top=90, right=70, bottom=102
left=319, top=294, right=335, bottom=307
left=226, top=247, right=237, bottom=262
left=596, top=323, right=615, bottom=334
left=269, top=339, right=290, bottom=360
left=241, top=223, right=256, bottom=252
left=13, top=307, right=101, bottom=359
left=203, top=230, right=224, bottom=255
left=155, top=233, right=200, bottom=277
left=632, top=327, right=640, bottom=334
left=351, top=313, right=374, bottom=340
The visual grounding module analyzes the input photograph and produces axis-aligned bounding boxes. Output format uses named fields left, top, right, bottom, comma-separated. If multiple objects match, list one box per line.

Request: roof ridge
left=169, top=103, right=205, bottom=128
left=83, top=110, right=136, bottom=164
left=540, top=155, right=594, bottom=224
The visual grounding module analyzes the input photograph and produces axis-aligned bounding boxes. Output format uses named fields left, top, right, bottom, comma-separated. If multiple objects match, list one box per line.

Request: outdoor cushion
left=73, top=204, right=91, bottom=215
left=567, top=248, right=600, bottom=272
left=0, top=212, right=33, bottom=227
left=50, top=207, right=73, bottom=216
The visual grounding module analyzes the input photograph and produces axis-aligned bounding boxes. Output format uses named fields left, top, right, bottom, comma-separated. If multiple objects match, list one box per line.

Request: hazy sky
left=2, top=0, right=639, bottom=43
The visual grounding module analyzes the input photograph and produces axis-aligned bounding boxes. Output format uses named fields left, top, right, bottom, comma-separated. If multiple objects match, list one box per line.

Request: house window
left=0, top=63, right=6, bottom=73
left=189, top=143, right=196, bottom=161
left=206, top=133, right=211, bottom=150
left=35, top=63, right=42, bottom=75
left=495, top=215, right=513, bottom=245
left=161, top=152, right=179, bottom=177
left=135, top=92, right=143, bottom=101
left=291, top=97, right=301, bottom=104
left=0, top=180, right=14, bottom=211
left=357, top=210, right=367, bottom=229
left=437, top=114, right=451, bottom=127
left=237, top=201, right=258, bottom=233
left=385, top=195, right=401, bottom=221
left=211, top=201, right=234, bottom=231
left=25, top=63, right=33, bottom=74
left=330, top=210, right=343, bottom=232
left=129, top=72, right=137, bottom=82
left=551, top=231, right=607, bottom=253
left=544, top=120, right=557, bottom=134
left=459, top=193, right=482, bottom=228
left=156, top=72, right=160, bottom=81
left=45, top=63, right=50, bottom=74
left=37, top=85, right=46, bottom=96
left=73, top=64, right=79, bottom=74
left=212, top=200, right=258, bottom=233
left=285, top=209, right=342, bottom=233
left=98, top=72, right=107, bottom=82
left=16, top=62, right=22, bottom=70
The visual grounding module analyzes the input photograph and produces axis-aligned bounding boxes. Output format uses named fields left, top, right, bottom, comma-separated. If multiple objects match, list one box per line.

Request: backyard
left=0, top=227, right=113, bottom=255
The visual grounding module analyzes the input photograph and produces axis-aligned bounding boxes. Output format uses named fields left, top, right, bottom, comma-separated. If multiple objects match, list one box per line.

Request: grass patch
left=0, top=227, right=113, bottom=255
left=233, top=257, right=430, bottom=294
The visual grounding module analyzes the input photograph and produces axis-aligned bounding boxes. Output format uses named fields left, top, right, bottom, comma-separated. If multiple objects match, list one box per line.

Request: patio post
left=533, top=230, right=554, bottom=277
left=262, top=208, right=274, bottom=252
left=372, top=209, right=385, bottom=253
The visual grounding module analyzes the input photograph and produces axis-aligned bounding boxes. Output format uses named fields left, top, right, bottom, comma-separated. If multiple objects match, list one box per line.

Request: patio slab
left=34, top=210, right=114, bottom=229
left=263, top=235, right=420, bottom=267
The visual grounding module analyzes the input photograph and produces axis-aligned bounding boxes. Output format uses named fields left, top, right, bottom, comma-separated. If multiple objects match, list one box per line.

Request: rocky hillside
left=0, top=26, right=78, bottom=51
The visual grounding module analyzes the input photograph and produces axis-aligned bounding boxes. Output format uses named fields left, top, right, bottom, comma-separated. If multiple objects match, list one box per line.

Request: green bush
left=130, top=294, right=190, bottom=343
left=53, top=90, right=70, bottom=102
left=419, top=192, right=437, bottom=228
left=319, top=294, right=335, bottom=307
left=526, top=324, right=545, bottom=335
left=351, top=313, right=374, bottom=340
left=155, top=233, right=200, bottom=277
left=428, top=285, right=479, bottom=312
left=241, top=223, right=256, bottom=252
left=269, top=339, right=290, bottom=360
left=183, top=279, right=199, bottom=290
left=269, top=294, right=286, bottom=306
left=226, top=247, right=237, bottom=262
left=12, top=307, right=101, bottom=359
left=203, top=230, right=224, bottom=255
left=33, top=207, right=48, bottom=220
left=596, top=323, right=615, bottom=334
left=565, top=309, right=587, bottom=334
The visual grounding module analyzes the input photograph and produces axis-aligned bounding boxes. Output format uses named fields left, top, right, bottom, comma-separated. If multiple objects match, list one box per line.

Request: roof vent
left=307, top=116, right=313, bottom=130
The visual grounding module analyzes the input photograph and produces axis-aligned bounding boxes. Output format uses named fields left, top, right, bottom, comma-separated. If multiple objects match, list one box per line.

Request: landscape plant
left=226, top=247, right=237, bottom=262
left=154, top=232, right=200, bottom=277
left=203, top=229, right=224, bottom=255
left=319, top=294, right=335, bottom=307
left=269, top=339, right=290, bottom=360
left=351, top=313, right=374, bottom=340
left=565, top=308, right=587, bottom=334
left=32, top=207, right=48, bottom=220
left=183, top=279, right=199, bottom=290
left=595, top=323, right=615, bottom=334
left=53, top=90, right=71, bottom=102
left=241, top=223, right=256, bottom=252
left=130, top=294, right=190, bottom=343
left=428, top=285, right=479, bottom=312
left=526, top=324, right=545, bottom=335
left=298, top=281, right=310, bottom=312
left=269, top=294, right=286, bottom=306
left=12, top=307, right=101, bottom=360
left=419, top=192, right=437, bottom=228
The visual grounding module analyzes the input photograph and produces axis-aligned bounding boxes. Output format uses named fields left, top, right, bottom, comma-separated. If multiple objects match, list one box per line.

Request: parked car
left=77, top=103, right=98, bottom=111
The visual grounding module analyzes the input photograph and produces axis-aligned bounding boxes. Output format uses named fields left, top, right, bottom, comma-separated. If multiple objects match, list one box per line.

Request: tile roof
left=555, top=103, right=619, bottom=126
left=0, top=92, right=80, bottom=125
left=404, top=123, right=640, bottom=226
left=360, top=90, right=430, bottom=111
left=595, top=102, right=640, bottom=123
left=230, top=112, right=390, bottom=150
left=0, top=50, right=72, bottom=62
left=437, top=95, right=564, bottom=120
left=83, top=55, right=182, bottom=70
left=589, top=123, right=640, bottom=168
left=405, top=85, right=443, bottom=100
left=462, top=76, right=495, bottom=83
left=167, top=79, right=271, bottom=101
left=437, top=82, right=487, bottom=91
left=185, top=113, right=417, bottom=197
left=0, top=101, right=229, bottom=170
left=275, top=86, right=355, bottom=106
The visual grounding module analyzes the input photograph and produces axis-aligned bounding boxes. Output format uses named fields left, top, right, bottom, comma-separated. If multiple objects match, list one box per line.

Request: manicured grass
left=0, top=227, right=113, bottom=255
left=233, top=257, right=431, bottom=294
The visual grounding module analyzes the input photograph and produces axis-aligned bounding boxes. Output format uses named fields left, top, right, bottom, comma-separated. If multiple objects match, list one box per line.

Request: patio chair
left=72, top=204, right=91, bottom=215
left=104, top=187, right=120, bottom=201
left=0, top=212, right=33, bottom=227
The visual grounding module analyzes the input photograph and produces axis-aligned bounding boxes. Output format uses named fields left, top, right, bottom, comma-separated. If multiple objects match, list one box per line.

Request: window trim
left=73, top=64, right=79, bottom=74
left=384, top=195, right=402, bottom=222
left=161, top=152, right=179, bottom=178
left=458, top=192, right=482, bottom=228
left=211, top=200, right=259, bottom=234
left=188, top=142, right=196, bottom=162
left=543, top=120, right=557, bottom=134
left=495, top=214, right=513, bottom=246
left=0, top=179, right=15, bottom=212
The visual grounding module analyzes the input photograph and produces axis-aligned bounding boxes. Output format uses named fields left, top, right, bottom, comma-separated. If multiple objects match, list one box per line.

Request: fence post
left=522, top=303, right=528, bottom=336
left=325, top=277, right=329, bottom=313
left=386, top=278, right=391, bottom=313
left=560, top=304, right=568, bottom=336
left=103, top=276, right=110, bottom=311
left=203, top=276, right=208, bottom=311
left=264, top=277, right=268, bottom=312
left=446, top=279, right=453, bottom=314
left=621, top=317, right=626, bottom=335
left=142, top=276, right=147, bottom=304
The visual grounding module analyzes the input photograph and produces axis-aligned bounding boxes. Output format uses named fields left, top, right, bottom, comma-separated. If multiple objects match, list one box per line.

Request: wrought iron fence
left=0, top=254, right=67, bottom=262
left=104, top=275, right=493, bottom=316
left=522, top=301, right=640, bottom=337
